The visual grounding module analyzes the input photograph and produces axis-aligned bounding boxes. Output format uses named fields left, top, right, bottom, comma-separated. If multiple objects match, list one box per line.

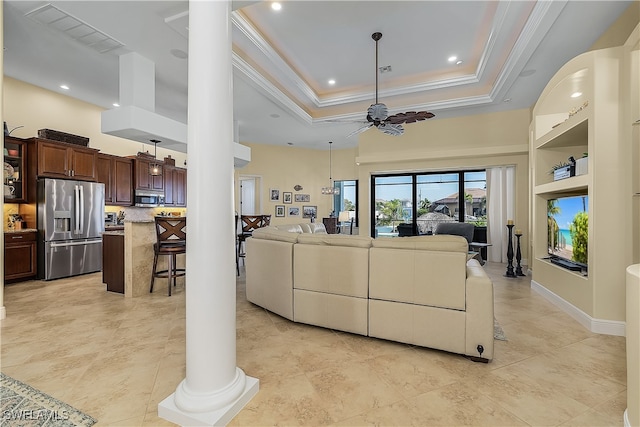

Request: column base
left=158, top=376, right=259, bottom=426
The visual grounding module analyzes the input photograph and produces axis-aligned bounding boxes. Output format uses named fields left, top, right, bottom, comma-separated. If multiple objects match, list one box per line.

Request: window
left=371, top=170, right=486, bottom=237
left=334, top=180, right=358, bottom=228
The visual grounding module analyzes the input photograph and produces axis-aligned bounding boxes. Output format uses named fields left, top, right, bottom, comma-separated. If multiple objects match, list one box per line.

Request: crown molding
left=232, top=52, right=313, bottom=125
left=233, top=1, right=563, bottom=117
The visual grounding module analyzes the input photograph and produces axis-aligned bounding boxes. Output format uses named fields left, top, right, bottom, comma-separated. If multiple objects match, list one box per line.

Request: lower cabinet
left=102, top=233, right=124, bottom=294
left=4, top=231, right=37, bottom=282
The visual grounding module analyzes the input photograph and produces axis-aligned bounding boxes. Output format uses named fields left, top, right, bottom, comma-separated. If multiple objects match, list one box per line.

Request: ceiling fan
left=350, top=32, right=435, bottom=137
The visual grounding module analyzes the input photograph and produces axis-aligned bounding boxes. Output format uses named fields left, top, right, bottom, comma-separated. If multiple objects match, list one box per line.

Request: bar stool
left=150, top=216, right=186, bottom=296
left=236, top=214, right=271, bottom=274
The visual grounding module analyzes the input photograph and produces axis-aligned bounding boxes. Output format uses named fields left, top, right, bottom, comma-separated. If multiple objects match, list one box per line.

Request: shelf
left=535, top=110, right=588, bottom=149
left=534, top=174, right=589, bottom=195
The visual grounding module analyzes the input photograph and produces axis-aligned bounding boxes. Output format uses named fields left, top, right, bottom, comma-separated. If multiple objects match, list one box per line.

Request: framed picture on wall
left=275, top=205, right=285, bottom=217
left=302, top=205, right=317, bottom=219
left=295, top=194, right=310, bottom=203
left=283, top=192, right=292, bottom=204
left=288, top=207, right=300, bottom=216
left=270, top=188, right=280, bottom=202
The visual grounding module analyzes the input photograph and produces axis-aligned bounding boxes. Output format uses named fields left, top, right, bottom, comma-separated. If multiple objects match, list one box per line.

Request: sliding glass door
left=371, top=170, right=486, bottom=237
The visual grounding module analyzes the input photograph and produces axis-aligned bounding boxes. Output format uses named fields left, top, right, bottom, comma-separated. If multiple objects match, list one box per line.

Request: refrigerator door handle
left=74, top=185, right=81, bottom=234
left=50, top=239, right=102, bottom=248
left=79, top=184, right=85, bottom=234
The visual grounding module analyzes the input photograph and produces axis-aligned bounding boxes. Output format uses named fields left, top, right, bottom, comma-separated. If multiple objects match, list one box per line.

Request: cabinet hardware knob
left=11, top=236, right=23, bottom=239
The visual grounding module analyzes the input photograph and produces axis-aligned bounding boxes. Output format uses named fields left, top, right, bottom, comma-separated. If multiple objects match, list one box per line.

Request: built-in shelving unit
left=530, top=45, right=634, bottom=335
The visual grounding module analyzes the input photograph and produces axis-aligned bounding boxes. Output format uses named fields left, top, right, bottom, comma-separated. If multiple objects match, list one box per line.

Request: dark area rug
left=1, top=372, right=96, bottom=426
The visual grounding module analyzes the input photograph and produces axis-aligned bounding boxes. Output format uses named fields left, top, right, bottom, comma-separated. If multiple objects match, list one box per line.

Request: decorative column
left=505, top=221, right=516, bottom=277
left=158, top=1, right=258, bottom=425
left=514, top=229, right=525, bottom=276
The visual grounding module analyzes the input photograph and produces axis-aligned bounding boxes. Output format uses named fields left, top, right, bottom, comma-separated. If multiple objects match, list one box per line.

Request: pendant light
left=149, top=139, right=163, bottom=176
left=321, top=141, right=340, bottom=195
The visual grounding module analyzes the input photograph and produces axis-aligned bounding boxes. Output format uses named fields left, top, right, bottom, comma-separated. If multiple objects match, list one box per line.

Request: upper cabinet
left=4, top=136, right=29, bottom=203
left=29, top=138, right=98, bottom=181
left=164, top=165, right=187, bottom=207
left=131, top=154, right=164, bottom=192
left=97, top=153, right=133, bottom=206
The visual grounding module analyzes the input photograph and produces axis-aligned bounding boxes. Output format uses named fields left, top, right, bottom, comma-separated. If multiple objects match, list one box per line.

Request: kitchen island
left=122, top=219, right=186, bottom=297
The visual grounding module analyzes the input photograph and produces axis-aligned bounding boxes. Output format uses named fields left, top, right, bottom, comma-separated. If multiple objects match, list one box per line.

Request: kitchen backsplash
left=3, top=204, right=186, bottom=230
left=104, top=206, right=186, bottom=223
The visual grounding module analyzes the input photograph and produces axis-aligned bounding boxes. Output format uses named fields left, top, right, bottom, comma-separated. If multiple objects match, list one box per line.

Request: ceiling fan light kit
left=352, top=32, right=435, bottom=137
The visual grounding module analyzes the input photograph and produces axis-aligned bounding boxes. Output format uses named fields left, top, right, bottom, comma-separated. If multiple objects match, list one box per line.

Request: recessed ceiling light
left=456, top=60, right=463, bottom=65
left=271, top=2, right=282, bottom=11
left=60, top=84, right=69, bottom=90
left=270, top=113, right=280, bottom=118
left=448, top=56, right=457, bottom=62
left=503, top=98, right=512, bottom=103
left=328, top=79, right=336, bottom=85
left=571, top=92, right=582, bottom=98
left=113, top=103, right=120, bottom=107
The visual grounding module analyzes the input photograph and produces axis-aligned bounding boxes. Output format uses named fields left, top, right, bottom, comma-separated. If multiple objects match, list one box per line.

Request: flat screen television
left=547, top=195, right=588, bottom=273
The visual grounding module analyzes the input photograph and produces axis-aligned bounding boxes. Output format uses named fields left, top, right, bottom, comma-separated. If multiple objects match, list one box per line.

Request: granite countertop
left=105, top=225, right=125, bottom=230
left=103, top=230, right=125, bottom=236
left=4, top=228, right=38, bottom=233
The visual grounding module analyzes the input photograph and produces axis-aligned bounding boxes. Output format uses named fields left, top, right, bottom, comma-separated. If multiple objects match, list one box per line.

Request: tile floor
left=1, top=262, right=627, bottom=426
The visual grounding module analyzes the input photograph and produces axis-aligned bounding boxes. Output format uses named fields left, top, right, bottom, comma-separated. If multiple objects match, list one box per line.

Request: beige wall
left=3, top=77, right=187, bottom=165
left=234, top=143, right=358, bottom=226
left=357, top=109, right=531, bottom=261
left=590, top=1, right=640, bottom=51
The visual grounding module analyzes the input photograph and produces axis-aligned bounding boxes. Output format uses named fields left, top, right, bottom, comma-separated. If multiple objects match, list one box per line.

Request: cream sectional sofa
left=245, top=223, right=494, bottom=361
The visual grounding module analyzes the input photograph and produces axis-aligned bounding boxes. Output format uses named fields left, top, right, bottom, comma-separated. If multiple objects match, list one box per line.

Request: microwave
left=134, top=190, right=165, bottom=207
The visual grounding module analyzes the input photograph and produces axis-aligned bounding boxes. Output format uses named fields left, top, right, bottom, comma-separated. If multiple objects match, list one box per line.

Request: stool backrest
left=155, top=216, right=187, bottom=243
left=240, top=214, right=270, bottom=233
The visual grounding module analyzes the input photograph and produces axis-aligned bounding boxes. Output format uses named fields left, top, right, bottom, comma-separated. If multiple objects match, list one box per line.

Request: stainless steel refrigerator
left=37, top=178, right=105, bottom=280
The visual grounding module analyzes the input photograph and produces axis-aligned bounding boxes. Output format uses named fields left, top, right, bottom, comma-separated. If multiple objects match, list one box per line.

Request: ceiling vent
left=25, top=3, right=124, bottom=54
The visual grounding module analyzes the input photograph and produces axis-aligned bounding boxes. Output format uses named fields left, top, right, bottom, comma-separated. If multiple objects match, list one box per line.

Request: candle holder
left=515, top=231, right=526, bottom=276
left=505, top=224, right=516, bottom=277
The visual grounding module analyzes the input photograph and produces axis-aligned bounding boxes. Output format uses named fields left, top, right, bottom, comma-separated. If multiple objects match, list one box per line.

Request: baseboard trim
left=624, top=409, right=630, bottom=427
left=531, top=280, right=626, bottom=337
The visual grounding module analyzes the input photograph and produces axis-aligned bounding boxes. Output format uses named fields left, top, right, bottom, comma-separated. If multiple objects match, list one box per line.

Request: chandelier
left=149, top=139, right=163, bottom=176
left=321, top=141, right=340, bottom=195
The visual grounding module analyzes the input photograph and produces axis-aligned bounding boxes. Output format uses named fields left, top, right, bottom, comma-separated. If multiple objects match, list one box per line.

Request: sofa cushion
left=307, top=223, right=328, bottom=234
left=252, top=226, right=300, bottom=243
left=273, top=224, right=305, bottom=233
left=296, top=233, right=372, bottom=248
left=371, top=234, right=468, bottom=253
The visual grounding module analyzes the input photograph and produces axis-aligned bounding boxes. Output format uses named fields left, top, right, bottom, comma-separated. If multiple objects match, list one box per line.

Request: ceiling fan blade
left=367, top=103, right=388, bottom=122
left=386, top=111, right=435, bottom=124
left=347, top=123, right=373, bottom=138
left=377, top=123, right=404, bottom=136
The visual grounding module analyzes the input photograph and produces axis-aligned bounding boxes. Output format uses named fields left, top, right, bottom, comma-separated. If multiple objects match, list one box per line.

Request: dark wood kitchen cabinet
left=163, top=166, right=187, bottom=207
left=4, top=231, right=37, bottom=282
left=97, top=154, right=133, bottom=206
left=3, top=136, right=29, bottom=203
left=131, top=154, right=164, bottom=192
left=28, top=138, right=98, bottom=181
left=102, top=232, right=124, bottom=294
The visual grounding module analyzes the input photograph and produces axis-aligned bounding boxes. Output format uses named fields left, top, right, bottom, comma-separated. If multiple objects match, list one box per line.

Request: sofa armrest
left=465, top=259, right=494, bottom=360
